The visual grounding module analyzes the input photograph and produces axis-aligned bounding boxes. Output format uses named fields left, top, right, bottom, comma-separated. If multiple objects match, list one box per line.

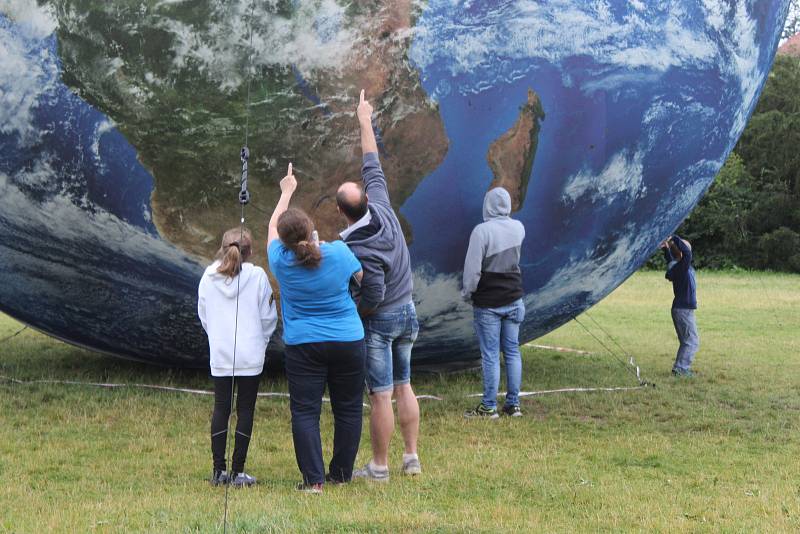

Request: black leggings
left=211, top=375, right=261, bottom=473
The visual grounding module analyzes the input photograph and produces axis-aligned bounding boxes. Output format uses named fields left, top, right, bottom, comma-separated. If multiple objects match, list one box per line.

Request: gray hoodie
left=462, top=188, right=526, bottom=308
left=343, top=153, right=413, bottom=316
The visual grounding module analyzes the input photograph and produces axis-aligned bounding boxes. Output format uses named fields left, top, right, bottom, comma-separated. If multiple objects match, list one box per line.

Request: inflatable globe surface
left=0, top=1, right=789, bottom=366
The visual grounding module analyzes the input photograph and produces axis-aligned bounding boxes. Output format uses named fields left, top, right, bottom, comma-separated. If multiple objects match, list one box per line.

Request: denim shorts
left=363, top=302, right=419, bottom=393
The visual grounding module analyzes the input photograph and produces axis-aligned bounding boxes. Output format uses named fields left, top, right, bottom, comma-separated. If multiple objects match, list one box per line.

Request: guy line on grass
left=0, top=375, right=650, bottom=404
left=0, top=311, right=654, bottom=406
left=0, top=325, right=27, bottom=344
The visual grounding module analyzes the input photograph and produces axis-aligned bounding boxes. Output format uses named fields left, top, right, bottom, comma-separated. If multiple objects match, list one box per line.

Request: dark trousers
left=284, top=339, right=366, bottom=484
left=211, top=375, right=261, bottom=473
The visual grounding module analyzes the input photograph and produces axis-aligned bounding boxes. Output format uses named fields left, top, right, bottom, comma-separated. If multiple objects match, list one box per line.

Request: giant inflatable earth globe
left=0, top=1, right=790, bottom=367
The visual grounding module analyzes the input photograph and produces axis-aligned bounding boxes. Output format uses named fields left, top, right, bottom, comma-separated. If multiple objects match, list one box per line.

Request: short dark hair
left=336, top=183, right=368, bottom=221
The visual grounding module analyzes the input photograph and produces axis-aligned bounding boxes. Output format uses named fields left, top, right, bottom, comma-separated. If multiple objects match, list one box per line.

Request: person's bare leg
left=394, top=384, right=419, bottom=455
left=369, top=390, right=394, bottom=467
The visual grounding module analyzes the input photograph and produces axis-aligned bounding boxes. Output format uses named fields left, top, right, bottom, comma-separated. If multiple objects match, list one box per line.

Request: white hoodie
left=198, top=261, right=277, bottom=376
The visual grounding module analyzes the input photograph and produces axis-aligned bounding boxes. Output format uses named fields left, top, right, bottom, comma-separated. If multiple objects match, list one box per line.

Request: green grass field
left=1, top=271, right=798, bottom=533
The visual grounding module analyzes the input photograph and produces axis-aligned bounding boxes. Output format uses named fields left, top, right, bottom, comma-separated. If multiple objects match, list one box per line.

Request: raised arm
left=357, top=90, right=391, bottom=207
left=672, top=235, right=692, bottom=262
left=663, top=235, right=692, bottom=281
left=268, top=163, right=297, bottom=245
left=358, top=89, right=378, bottom=155
left=671, top=235, right=693, bottom=272
left=659, top=239, right=672, bottom=264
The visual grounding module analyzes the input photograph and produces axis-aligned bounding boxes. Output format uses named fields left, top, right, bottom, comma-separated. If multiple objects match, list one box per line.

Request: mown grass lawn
left=0, top=271, right=798, bottom=533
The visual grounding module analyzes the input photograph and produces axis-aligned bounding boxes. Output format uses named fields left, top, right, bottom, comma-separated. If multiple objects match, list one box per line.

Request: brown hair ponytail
left=215, top=227, right=253, bottom=279
left=277, top=208, right=322, bottom=269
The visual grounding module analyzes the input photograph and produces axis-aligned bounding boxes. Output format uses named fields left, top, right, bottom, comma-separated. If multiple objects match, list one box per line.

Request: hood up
left=483, top=187, right=512, bottom=221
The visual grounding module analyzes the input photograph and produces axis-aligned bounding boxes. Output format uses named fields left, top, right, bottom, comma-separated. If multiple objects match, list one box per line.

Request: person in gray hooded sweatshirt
left=462, top=188, right=526, bottom=418
left=336, top=90, right=421, bottom=482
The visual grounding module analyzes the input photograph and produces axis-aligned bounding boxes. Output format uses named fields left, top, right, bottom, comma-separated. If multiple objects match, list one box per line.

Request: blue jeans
left=671, top=308, right=699, bottom=372
left=364, top=302, right=419, bottom=394
left=473, top=299, right=525, bottom=409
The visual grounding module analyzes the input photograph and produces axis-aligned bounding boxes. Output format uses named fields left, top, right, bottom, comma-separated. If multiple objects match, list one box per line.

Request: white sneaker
left=353, top=462, right=390, bottom=483
left=401, top=457, right=422, bottom=476
left=230, top=472, right=256, bottom=487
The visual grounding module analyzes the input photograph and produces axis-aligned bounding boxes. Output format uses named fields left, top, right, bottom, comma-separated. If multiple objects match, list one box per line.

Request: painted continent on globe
left=0, top=0, right=790, bottom=366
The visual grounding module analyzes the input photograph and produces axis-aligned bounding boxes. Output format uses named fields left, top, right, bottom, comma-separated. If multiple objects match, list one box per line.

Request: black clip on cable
left=239, top=146, right=250, bottom=205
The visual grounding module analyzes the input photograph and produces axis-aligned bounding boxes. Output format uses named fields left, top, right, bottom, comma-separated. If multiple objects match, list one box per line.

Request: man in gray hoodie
left=462, top=188, right=526, bottom=418
left=336, top=90, right=421, bottom=482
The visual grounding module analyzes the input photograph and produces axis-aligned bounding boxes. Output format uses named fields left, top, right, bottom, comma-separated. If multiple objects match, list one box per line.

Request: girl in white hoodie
left=198, top=227, right=277, bottom=487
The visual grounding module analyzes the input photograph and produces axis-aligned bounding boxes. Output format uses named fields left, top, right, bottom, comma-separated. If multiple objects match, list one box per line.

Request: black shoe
left=464, top=403, right=499, bottom=419
left=501, top=404, right=523, bottom=417
left=210, top=470, right=229, bottom=486
left=325, top=473, right=348, bottom=485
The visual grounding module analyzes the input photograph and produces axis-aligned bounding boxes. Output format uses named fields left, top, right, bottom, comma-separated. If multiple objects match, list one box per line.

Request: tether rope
left=571, top=315, right=648, bottom=386
left=1, top=320, right=650, bottom=400
left=583, top=311, right=634, bottom=361
left=0, top=375, right=647, bottom=401
left=222, top=2, right=257, bottom=531
left=526, top=343, right=593, bottom=355
left=0, top=325, right=27, bottom=345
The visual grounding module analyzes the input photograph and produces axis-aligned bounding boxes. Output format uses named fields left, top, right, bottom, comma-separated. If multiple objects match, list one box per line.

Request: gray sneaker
left=210, top=470, right=229, bottom=486
left=401, top=457, right=422, bottom=476
left=230, top=472, right=257, bottom=488
left=352, top=462, right=390, bottom=483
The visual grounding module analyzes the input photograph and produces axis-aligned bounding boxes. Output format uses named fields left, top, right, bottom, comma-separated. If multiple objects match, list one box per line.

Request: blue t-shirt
left=268, top=239, right=364, bottom=345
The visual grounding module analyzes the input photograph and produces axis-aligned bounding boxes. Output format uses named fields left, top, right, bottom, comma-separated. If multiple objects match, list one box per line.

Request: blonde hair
left=215, top=227, right=253, bottom=279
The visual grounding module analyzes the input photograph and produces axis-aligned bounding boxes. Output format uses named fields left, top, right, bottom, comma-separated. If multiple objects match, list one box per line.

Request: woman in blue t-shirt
left=267, top=164, right=366, bottom=494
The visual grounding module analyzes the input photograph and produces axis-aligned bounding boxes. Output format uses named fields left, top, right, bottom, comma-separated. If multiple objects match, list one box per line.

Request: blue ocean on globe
left=0, top=1, right=790, bottom=367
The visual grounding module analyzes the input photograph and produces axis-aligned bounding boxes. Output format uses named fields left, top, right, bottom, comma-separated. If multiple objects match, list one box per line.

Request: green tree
left=677, top=154, right=756, bottom=269
left=758, top=226, right=800, bottom=271
left=667, top=56, right=800, bottom=273
left=783, top=0, right=800, bottom=40
left=738, top=56, right=800, bottom=194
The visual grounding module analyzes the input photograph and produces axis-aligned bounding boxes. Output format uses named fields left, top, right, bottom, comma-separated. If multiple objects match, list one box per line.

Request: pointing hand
left=356, top=89, right=373, bottom=123
left=280, top=162, right=297, bottom=196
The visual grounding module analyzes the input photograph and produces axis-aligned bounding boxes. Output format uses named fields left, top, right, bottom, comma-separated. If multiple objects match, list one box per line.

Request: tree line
left=656, top=53, right=800, bottom=273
